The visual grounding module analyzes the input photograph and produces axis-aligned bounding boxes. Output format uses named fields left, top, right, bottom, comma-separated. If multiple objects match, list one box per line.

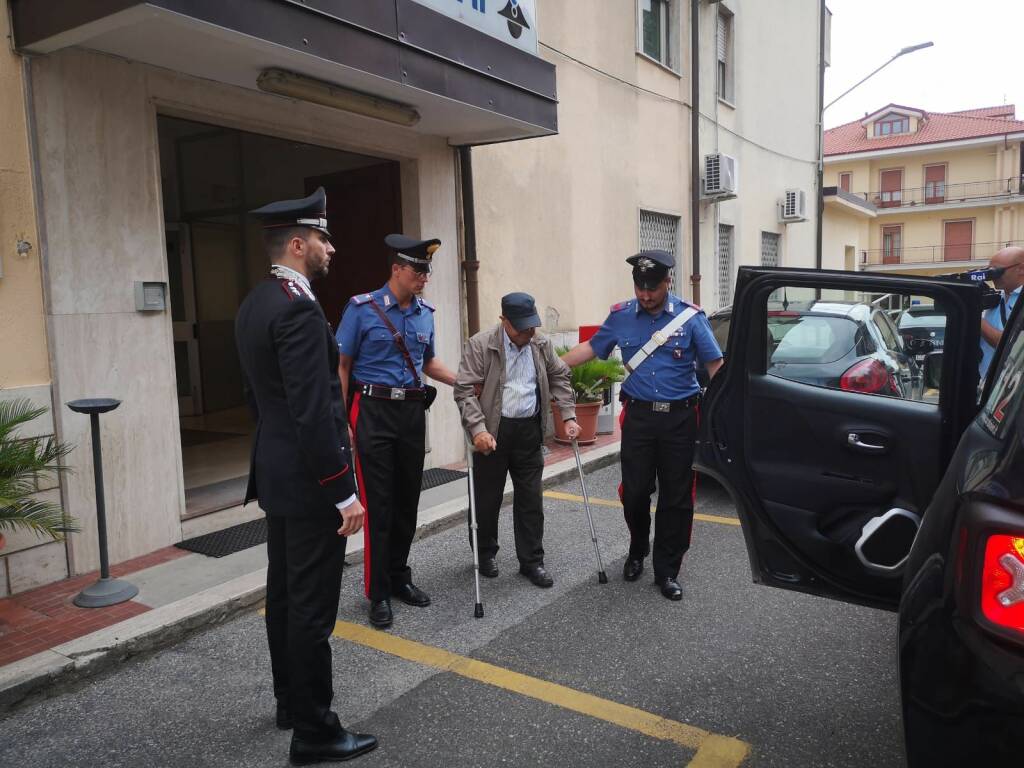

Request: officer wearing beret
left=236, top=187, right=377, bottom=763
left=336, top=234, right=457, bottom=629
left=562, top=250, right=723, bottom=601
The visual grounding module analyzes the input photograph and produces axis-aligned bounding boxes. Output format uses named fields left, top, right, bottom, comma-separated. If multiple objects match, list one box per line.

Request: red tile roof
left=825, top=103, right=1024, bottom=156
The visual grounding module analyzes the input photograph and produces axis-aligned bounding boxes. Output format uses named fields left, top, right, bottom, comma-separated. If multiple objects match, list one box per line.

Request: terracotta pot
left=0, top=532, right=5, bottom=551
left=552, top=400, right=602, bottom=445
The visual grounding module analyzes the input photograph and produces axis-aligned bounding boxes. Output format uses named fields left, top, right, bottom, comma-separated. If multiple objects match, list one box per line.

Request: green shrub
left=556, top=347, right=626, bottom=403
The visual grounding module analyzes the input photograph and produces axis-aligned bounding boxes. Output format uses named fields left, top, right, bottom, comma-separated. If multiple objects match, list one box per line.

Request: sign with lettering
left=409, top=0, right=538, bottom=55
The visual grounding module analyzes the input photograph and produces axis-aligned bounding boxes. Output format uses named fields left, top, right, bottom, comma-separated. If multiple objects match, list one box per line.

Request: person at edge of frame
left=454, top=291, right=581, bottom=588
left=336, top=234, right=457, bottom=630
left=561, top=250, right=724, bottom=601
left=236, top=186, right=378, bottom=764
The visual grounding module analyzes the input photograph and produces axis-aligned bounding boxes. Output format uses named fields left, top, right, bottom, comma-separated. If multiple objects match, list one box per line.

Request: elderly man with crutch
left=454, top=292, right=579, bottom=589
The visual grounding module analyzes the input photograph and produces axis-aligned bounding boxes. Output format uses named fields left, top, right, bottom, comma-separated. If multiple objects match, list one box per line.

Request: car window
left=980, top=322, right=1024, bottom=439
left=709, top=313, right=731, bottom=353
left=763, top=286, right=937, bottom=404
left=899, top=309, right=947, bottom=329
left=872, top=311, right=902, bottom=352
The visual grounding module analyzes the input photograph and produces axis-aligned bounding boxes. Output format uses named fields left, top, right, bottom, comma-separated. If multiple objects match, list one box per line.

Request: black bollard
left=67, top=398, right=139, bottom=608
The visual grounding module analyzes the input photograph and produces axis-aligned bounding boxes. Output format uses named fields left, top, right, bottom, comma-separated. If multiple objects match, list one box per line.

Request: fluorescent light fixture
left=257, top=68, right=420, bottom=127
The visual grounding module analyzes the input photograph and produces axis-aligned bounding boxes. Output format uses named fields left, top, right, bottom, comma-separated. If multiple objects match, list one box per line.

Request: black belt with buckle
left=358, top=383, right=426, bottom=401
left=622, top=394, right=700, bottom=413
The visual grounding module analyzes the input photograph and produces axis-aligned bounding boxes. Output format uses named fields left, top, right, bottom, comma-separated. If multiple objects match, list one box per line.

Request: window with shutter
left=639, top=209, right=681, bottom=288
left=717, top=11, right=733, bottom=101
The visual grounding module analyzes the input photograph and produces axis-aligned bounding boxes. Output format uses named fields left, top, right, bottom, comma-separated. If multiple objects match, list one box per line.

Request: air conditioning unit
left=779, top=189, right=808, bottom=222
left=703, top=153, right=738, bottom=198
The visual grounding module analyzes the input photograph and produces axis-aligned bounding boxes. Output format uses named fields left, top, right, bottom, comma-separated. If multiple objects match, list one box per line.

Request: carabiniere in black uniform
left=236, top=187, right=376, bottom=764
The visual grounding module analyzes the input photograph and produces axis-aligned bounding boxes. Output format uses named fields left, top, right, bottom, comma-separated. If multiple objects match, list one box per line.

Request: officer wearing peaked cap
left=236, top=187, right=377, bottom=763
left=561, top=250, right=724, bottom=601
left=336, top=233, right=457, bottom=630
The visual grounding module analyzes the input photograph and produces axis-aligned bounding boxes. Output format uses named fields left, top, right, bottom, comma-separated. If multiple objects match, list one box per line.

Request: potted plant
left=552, top=349, right=625, bottom=445
left=0, top=398, right=75, bottom=552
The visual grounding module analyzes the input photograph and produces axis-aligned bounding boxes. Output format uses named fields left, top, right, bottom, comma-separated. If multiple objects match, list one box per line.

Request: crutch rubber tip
left=474, top=603, right=484, bottom=618
left=598, top=572, right=609, bottom=584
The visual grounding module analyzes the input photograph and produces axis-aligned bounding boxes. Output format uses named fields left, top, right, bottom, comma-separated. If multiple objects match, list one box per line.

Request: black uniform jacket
left=235, top=276, right=356, bottom=516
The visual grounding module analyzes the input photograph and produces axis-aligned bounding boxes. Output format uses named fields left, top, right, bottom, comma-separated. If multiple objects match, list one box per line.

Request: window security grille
left=760, top=232, right=781, bottom=268
left=717, top=224, right=734, bottom=308
left=639, top=209, right=680, bottom=288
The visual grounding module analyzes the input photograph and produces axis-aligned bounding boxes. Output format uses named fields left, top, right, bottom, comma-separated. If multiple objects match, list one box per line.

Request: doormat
left=177, top=518, right=267, bottom=558
left=421, top=468, right=467, bottom=490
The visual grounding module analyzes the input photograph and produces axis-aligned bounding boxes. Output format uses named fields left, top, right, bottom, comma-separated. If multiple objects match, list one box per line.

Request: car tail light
left=840, top=358, right=897, bottom=394
left=980, top=534, right=1024, bottom=635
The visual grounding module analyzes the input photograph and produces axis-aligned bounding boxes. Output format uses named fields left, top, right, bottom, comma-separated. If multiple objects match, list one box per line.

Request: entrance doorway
left=157, top=115, right=402, bottom=519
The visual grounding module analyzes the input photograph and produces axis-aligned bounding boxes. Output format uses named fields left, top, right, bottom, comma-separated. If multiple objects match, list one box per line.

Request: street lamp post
left=816, top=40, right=934, bottom=270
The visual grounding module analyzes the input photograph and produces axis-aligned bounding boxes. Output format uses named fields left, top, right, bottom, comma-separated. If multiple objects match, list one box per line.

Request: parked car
left=697, top=266, right=1024, bottom=767
left=897, top=303, right=947, bottom=362
left=699, top=300, right=926, bottom=400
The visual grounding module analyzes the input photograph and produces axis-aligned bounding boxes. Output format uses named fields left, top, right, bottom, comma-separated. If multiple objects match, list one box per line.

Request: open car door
left=696, top=267, right=985, bottom=609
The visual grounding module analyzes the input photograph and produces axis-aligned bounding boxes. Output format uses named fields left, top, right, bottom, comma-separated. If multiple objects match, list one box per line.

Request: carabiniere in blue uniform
left=588, top=249, right=723, bottom=599
left=336, top=233, right=440, bottom=628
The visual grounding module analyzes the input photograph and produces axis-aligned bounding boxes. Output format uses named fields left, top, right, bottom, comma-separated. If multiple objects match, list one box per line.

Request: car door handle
left=847, top=433, right=887, bottom=454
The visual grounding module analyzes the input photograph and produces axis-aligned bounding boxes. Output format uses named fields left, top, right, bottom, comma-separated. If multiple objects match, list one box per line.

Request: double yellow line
left=544, top=490, right=742, bottom=527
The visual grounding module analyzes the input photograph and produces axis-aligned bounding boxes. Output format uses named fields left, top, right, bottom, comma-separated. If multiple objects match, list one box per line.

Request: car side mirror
left=906, top=337, right=934, bottom=356
left=923, top=351, right=943, bottom=390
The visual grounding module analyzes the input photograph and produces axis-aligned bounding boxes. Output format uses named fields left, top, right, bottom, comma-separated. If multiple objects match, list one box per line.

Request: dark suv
left=697, top=267, right=1023, bottom=767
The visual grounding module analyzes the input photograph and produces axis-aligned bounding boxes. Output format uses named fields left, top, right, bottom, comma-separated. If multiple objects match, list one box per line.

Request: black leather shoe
left=622, top=558, right=644, bottom=582
left=392, top=583, right=431, bottom=607
left=519, top=564, right=554, bottom=588
left=276, top=705, right=293, bottom=730
left=479, top=558, right=499, bottom=578
left=289, top=729, right=378, bottom=765
left=657, top=577, right=683, bottom=601
left=368, top=599, right=393, bottom=628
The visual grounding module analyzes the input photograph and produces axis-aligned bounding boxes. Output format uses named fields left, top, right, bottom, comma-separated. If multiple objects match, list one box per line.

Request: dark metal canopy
left=11, top=0, right=558, bottom=145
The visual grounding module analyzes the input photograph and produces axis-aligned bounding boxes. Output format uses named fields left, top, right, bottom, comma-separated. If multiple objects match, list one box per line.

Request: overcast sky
left=824, top=0, right=1024, bottom=128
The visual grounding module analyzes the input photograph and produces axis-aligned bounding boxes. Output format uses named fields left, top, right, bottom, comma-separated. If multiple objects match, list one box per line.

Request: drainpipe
left=458, top=145, right=481, bottom=336
left=815, top=0, right=826, bottom=270
left=690, top=0, right=702, bottom=305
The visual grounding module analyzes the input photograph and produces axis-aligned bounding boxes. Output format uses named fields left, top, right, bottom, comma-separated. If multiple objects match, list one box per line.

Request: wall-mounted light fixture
left=257, top=68, right=421, bottom=128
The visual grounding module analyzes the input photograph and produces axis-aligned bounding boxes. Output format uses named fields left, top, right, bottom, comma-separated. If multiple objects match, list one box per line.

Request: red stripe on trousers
left=348, top=392, right=372, bottom=598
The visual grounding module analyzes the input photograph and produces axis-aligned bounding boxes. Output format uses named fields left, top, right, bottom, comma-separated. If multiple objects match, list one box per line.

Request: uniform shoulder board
left=420, top=297, right=436, bottom=312
left=610, top=300, right=632, bottom=313
left=351, top=293, right=373, bottom=306
left=277, top=279, right=304, bottom=302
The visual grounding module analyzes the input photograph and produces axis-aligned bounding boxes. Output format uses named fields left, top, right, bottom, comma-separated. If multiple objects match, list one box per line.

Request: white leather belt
left=624, top=307, right=700, bottom=376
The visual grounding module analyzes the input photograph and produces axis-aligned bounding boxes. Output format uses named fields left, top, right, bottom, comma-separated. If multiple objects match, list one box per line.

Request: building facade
left=823, top=104, right=1024, bottom=278
left=471, top=0, right=827, bottom=322
left=0, top=0, right=557, bottom=593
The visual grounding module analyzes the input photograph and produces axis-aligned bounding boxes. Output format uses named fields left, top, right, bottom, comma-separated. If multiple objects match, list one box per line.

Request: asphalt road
left=0, top=464, right=904, bottom=767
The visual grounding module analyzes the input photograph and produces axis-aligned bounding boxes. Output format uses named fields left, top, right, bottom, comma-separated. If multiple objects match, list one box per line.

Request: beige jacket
left=454, top=325, right=576, bottom=439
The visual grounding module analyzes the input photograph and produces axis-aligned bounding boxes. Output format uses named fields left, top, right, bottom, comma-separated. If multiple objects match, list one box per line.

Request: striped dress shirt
left=502, top=331, right=539, bottom=418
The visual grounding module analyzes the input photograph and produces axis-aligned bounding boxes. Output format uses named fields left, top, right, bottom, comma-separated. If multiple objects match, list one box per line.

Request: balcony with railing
left=861, top=239, right=1024, bottom=267
left=848, top=177, right=1023, bottom=211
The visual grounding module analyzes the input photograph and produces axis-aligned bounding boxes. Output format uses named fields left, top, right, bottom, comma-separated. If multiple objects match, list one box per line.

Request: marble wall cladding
left=7, top=540, right=68, bottom=594
left=48, top=312, right=184, bottom=573
left=28, top=46, right=470, bottom=576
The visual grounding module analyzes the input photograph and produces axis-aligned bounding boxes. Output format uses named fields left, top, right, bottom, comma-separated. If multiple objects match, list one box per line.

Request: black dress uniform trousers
left=350, top=394, right=426, bottom=601
left=265, top=513, right=346, bottom=739
left=620, top=400, right=699, bottom=580
left=469, top=415, right=545, bottom=568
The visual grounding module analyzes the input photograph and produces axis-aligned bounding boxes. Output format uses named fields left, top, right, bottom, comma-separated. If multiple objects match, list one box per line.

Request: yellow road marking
left=544, top=490, right=742, bottom=527
left=331, top=619, right=750, bottom=768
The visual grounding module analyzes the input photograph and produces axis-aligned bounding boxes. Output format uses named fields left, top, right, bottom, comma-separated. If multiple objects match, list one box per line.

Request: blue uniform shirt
left=336, top=285, right=436, bottom=387
left=980, top=286, right=1021, bottom=378
left=589, top=294, right=722, bottom=401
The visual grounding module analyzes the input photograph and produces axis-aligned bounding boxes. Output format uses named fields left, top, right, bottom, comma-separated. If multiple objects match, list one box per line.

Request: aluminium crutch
left=466, top=437, right=485, bottom=618
left=571, top=438, right=608, bottom=584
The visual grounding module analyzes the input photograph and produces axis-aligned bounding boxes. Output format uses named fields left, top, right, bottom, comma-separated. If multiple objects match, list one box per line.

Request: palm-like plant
left=0, top=398, right=75, bottom=549
left=556, top=347, right=626, bottom=403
